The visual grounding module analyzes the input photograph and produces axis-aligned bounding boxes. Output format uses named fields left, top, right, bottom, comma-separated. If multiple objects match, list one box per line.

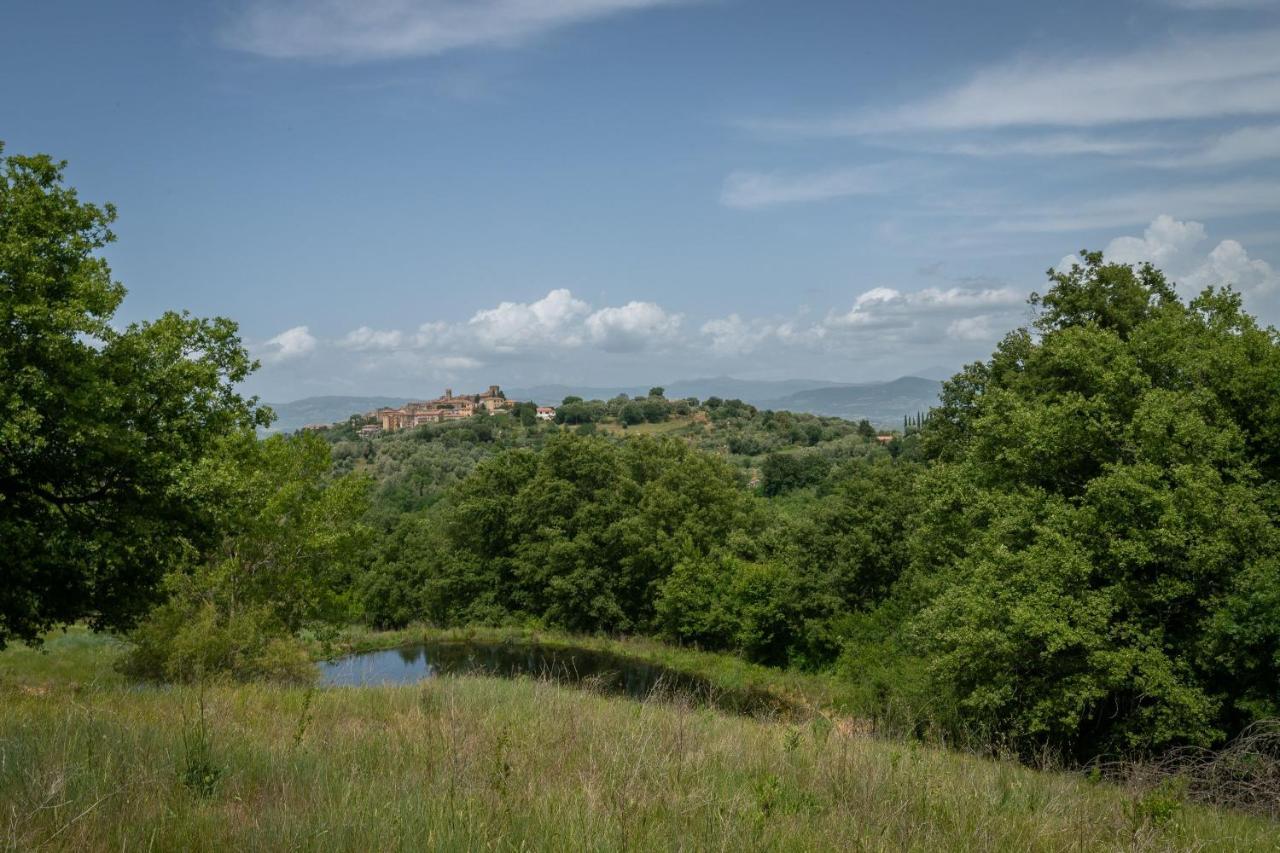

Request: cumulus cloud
left=824, top=286, right=1024, bottom=329
left=340, top=326, right=406, bottom=351
left=585, top=301, right=682, bottom=352
left=946, top=315, right=998, bottom=342
left=467, top=288, right=591, bottom=350
left=261, top=325, right=317, bottom=362
left=698, top=284, right=1026, bottom=357
left=747, top=29, right=1280, bottom=136
left=327, top=289, right=685, bottom=362
left=700, top=314, right=778, bottom=356
left=223, top=0, right=699, bottom=61
left=1060, top=214, right=1279, bottom=297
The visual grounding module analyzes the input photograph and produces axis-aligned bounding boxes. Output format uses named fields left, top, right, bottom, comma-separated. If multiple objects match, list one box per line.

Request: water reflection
left=318, top=641, right=793, bottom=718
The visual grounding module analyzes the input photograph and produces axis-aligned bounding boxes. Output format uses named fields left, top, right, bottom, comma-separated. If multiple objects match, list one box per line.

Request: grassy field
left=2, top=630, right=1278, bottom=851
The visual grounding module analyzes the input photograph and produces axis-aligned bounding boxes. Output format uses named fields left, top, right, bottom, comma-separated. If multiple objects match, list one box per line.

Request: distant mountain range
left=504, top=377, right=853, bottom=406
left=262, top=395, right=411, bottom=434
left=263, top=375, right=944, bottom=434
left=758, top=376, right=942, bottom=423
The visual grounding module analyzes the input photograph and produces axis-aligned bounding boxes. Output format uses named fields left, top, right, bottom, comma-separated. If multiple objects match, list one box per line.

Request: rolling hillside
left=263, top=375, right=944, bottom=433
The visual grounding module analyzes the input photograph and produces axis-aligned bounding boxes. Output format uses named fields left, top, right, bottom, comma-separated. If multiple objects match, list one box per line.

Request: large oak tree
left=0, top=147, right=269, bottom=646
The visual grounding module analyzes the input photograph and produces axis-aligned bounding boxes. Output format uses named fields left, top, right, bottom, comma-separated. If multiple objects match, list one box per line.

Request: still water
left=319, top=641, right=793, bottom=717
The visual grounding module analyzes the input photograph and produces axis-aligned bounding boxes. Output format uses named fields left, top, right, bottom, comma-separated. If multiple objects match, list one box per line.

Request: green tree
left=122, top=432, right=372, bottom=681
left=434, top=434, right=752, bottom=633
left=0, top=148, right=267, bottom=647
left=759, top=452, right=830, bottom=496
left=910, top=252, right=1280, bottom=757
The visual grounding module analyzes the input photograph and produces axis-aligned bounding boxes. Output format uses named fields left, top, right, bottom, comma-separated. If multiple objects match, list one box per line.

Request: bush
left=759, top=452, right=831, bottom=496
left=655, top=552, right=836, bottom=668
left=120, top=590, right=314, bottom=684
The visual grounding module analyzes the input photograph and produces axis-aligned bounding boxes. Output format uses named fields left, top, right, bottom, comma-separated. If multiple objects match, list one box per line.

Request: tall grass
left=2, top=633, right=1277, bottom=850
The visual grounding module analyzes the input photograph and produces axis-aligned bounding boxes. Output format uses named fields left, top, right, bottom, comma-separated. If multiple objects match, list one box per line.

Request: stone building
left=377, top=385, right=513, bottom=431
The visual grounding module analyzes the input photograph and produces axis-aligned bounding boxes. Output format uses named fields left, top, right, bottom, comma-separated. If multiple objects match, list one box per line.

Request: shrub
left=121, top=593, right=314, bottom=684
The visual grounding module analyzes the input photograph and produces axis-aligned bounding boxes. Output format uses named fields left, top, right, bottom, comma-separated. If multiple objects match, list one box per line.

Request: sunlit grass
left=2, top=630, right=1276, bottom=851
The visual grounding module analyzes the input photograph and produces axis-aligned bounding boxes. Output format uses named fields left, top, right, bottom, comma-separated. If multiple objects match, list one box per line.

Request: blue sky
left=5, top=0, right=1280, bottom=400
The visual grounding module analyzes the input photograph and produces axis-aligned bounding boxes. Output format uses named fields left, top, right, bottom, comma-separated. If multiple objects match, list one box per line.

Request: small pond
left=320, top=641, right=794, bottom=718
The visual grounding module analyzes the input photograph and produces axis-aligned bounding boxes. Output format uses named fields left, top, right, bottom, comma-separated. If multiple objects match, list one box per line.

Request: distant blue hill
left=261, top=395, right=409, bottom=434
left=506, top=376, right=850, bottom=406
left=760, top=376, right=942, bottom=425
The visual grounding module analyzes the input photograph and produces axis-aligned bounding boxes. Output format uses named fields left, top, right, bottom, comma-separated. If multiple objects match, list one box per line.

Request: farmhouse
left=536, top=406, right=557, bottom=421
left=378, top=385, right=514, bottom=431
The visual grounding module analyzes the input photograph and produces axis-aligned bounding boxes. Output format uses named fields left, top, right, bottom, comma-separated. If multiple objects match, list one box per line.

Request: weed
left=179, top=686, right=220, bottom=797
left=291, top=683, right=315, bottom=750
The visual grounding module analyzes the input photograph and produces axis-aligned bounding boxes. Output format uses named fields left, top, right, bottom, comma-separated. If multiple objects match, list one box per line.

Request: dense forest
left=6, top=149, right=1279, bottom=764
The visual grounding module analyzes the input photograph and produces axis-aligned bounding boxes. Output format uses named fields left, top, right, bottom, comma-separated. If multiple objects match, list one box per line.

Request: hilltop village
left=358, top=386, right=554, bottom=435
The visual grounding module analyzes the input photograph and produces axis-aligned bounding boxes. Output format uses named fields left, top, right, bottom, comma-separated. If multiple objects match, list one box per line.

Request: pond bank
left=319, top=639, right=800, bottom=718
left=318, top=625, right=862, bottom=720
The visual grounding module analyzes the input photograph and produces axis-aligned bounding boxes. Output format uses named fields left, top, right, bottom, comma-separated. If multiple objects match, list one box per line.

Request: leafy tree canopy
left=0, top=148, right=268, bottom=646
left=912, top=252, right=1280, bottom=757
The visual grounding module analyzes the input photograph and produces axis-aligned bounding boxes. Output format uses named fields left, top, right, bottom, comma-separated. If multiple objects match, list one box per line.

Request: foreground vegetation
left=3, top=632, right=1277, bottom=851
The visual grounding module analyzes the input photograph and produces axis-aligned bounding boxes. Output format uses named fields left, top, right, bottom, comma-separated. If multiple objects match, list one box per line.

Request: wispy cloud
left=222, top=0, right=700, bottom=61
left=1157, top=0, right=1279, bottom=8
left=990, top=178, right=1280, bottom=232
left=924, top=133, right=1176, bottom=158
left=745, top=29, right=1280, bottom=136
left=720, top=162, right=916, bottom=209
left=1150, top=123, right=1280, bottom=168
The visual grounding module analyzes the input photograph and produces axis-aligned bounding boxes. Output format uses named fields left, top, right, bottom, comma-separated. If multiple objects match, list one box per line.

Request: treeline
left=353, top=252, right=1280, bottom=759
left=6, top=148, right=1279, bottom=762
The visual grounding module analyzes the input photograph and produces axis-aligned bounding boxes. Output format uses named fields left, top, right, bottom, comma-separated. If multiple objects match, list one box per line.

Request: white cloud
left=747, top=29, right=1280, bottom=135
left=919, top=133, right=1174, bottom=158
left=700, top=313, right=777, bottom=356
left=825, top=286, right=1024, bottom=329
left=340, top=325, right=406, bottom=351
left=720, top=164, right=902, bottom=209
left=261, top=325, right=317, bottom=361
left=1182, top=239, right=1279, bottom=294
left=585, top=301, right=682, bottom=352
left=1074, top=214, right=1280, bottom=297
left=331, top=289, right=687, bottom=360
left=947, top=315, right=997, bottom=341
left=699, top=285, right=1026, bottom=356
left=467, top=288, right=591, bottom=350
left=990, top=178, right=1280, bottom=232
left=1153, top=124, right=1280, bottom=168
left=223, top=0, right=699, bottom=61
left=428, top=355, right=484, bottom=370
left=1103, top=215, right=1208, bottom=269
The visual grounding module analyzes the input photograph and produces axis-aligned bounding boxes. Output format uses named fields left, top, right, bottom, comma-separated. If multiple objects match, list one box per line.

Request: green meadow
left=2, top=629, right=1276, bottom=852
